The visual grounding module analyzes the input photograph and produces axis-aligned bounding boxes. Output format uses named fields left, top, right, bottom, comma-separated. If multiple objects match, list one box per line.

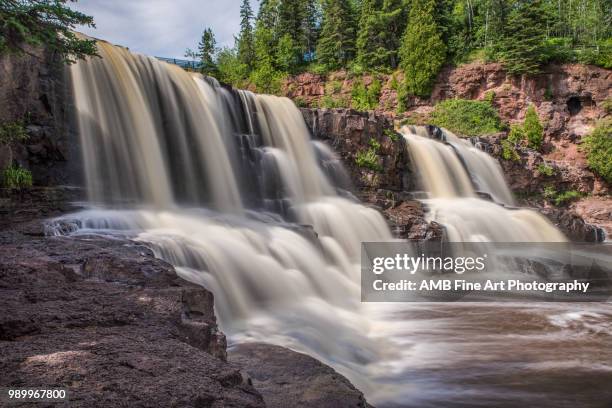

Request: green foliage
left=356, top=0, right=405, bottom=70
left=368, top=137, right=381, bottom=151
left=537, top=163, right=555, bottom=177
left=294, top=97, right=308, bottom=107
left=582, top=118, right=612, bottom=183
left=275, top=33, right=300, bottom=73
left=216, top=47, right=249, bottom=87
left=484, top=91, right=495, bottom=105
left=250, top=24, right=285, bottom=94
left=384, top=128, right=399, bottom=142
left=501, top=139, right=520, bottom=162
left=0, top=120, right=28, bottom=166
left=316, top=0, right=356, bottom=70
left=542, top=185, right=584, bottom=206
left=399, top=0, right=446, bottom=97
left=351, top=77, right=382, bottom=111
left=186, top=28, right=218, bottom=75
left=0, top=120, right=27, bottom=146
left=602, top=98, right=612, bottom=114
left=319, top=95, right=349, bottom=108
left=355, top=148, right=382, bottom=171
left=543, top=185, right=557, bottom=200
left=508, top=124, right=525, bottom=144
left=429, top=99, right=503, bottom=136
left=0, top=0, right=98, bottom=63
left=389, top=72, right=399, bottom=90
left=325, top=80, right=343, bottom=95
left=553, top=190, right=583, bottom=206
left=524, top=104, right=543, bottom=150
left=496, top=0, right=550, bottom=75
left=237, top=0, right=256, bottom=69
left=2, top=165, right=32, bottom=189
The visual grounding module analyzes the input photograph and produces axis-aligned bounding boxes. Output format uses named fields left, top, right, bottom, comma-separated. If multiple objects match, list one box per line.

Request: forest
left=188, top=0, right=611, bottom=100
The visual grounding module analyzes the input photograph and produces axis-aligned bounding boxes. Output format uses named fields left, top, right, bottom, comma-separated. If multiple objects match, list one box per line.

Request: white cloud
left=73, top=0, right=261, bottom=59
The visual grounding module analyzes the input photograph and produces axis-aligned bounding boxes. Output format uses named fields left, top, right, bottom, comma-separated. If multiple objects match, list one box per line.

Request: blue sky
left=73, top=0, right=261, bottom=59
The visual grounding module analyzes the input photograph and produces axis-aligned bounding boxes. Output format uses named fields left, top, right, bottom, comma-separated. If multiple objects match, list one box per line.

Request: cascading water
left=51, top=40, right=611, bottom=407
left=400, top=126, right=566, bottom=242
left=61, top=40, right=394, bottom=396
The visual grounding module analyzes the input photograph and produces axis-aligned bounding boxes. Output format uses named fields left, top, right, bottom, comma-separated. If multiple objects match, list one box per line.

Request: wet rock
left=0, top=230, right=264, bottom=407
left=229, top=343, right=372, bottom=408
left=301, top=108, right=412, bottom=192
left=384, top=199, right=444, bottom=241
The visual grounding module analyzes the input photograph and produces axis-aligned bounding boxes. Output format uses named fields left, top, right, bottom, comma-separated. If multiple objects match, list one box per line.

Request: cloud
left=72, top=0, right=261, bottom=59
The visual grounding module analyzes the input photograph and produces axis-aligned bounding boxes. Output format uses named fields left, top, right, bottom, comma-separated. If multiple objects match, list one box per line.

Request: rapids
left=49, top=41, right=611, bottom=407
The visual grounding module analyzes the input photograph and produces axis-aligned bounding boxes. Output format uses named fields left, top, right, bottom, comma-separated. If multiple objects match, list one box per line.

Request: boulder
left=229, top=343, right=372, bottom=408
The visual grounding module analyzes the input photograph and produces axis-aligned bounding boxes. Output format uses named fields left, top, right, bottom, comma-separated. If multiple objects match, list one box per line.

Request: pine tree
left=399, top=0, right=446, bottom=97
left=379, top=0, right=405, bottom=68
left=197, top=28, right=217, bottom=75
left=302, top=0, right=321, bottom=58
left=317, top=0, right=357, bottom=69
left=496, top=0, right=549, bottom=74
left=0, top=0, right=98, bottom=63
left=356, top=0, right=383, bottom=69
left=237, top=0, right=255, bottom=69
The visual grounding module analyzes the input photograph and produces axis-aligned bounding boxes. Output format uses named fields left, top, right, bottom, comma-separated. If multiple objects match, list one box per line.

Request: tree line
left=189, top=0, right=610, bottom=99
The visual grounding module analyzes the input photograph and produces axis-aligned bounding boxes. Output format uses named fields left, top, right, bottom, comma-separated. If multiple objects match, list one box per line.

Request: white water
left=55, top=41, right=612, bottom=407
left=400, top=126, right=566, bottom=242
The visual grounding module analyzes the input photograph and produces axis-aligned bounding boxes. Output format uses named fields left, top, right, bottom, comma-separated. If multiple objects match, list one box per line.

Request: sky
left=72, top=0, right=261, bottom=59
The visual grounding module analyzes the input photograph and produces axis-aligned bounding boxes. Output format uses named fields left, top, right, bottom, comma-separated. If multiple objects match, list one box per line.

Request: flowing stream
left=50, top=42, right=612, bottom=407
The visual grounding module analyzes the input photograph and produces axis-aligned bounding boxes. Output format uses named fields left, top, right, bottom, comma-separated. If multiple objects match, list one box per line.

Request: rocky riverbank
left=0, top=191, right=371, bottom=407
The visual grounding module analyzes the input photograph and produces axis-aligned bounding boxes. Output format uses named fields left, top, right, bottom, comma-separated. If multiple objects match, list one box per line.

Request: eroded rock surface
left=229, top=343, right=372, bottom=408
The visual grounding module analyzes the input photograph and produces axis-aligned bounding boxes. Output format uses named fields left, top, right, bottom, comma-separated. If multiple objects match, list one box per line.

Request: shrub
left=582, top=119, right=612, bottom=183
left=389, top=73, right=399, bottom=91
left=319, top=95, right=349, bottom=109
left=554, top=190, right=583, bottom=206
left=293, top=97, right=308, bottom=108
left=601, top=98, right=612, bottom=114
left=368, top=137, right=381, bottom=151
left=543, top=185, right=557, bottom=200
left=355, top=148, right=382, bottom=172
left=325, top=80, right=343, bottom=95
left=2, top=166, right=32, bottom=189
left=524, top=104, right=543, bottom=149
left=429, top=99, right=503, bottom=136
left=507, top=124, right=525, bottom=144
left=537, top=163, right=555, bottom=177
left=484, top=91, right=495, bottom=104
left=501, top=139, right=520, bottom=161
left=351, top=77, right=382, bottom=111
left=384, top=128, right=399, bottom=142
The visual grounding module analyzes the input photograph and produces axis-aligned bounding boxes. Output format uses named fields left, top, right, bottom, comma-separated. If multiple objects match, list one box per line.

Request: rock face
left=229, top=343, right=372, bottom=408
left=301, top=108, right=411, bottom=192
left=0, top=46, right=80, bottom=186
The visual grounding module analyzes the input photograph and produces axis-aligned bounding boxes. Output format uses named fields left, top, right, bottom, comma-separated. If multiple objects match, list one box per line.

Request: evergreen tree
left=237, top=0, right=255, bottom=69
left=399, top=0, right=446, bottom=97
left=302, top=0, right=321, bottom=58
left=496, top=0, right=550, bottom=74
left=0, top=0, right=98, bottom=63
left=317, top=0, right=357, bottom=69
left=356, top=0, right=383, bottom=69
left=187, top=28, right=217, bottom=75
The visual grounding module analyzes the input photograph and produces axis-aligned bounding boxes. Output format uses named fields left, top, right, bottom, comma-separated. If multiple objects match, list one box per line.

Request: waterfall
left=58, top=40, right=574, bottom=405
left=400, top=126, right=566, bottom=242
left=63, top=40, right=394, bottom=393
